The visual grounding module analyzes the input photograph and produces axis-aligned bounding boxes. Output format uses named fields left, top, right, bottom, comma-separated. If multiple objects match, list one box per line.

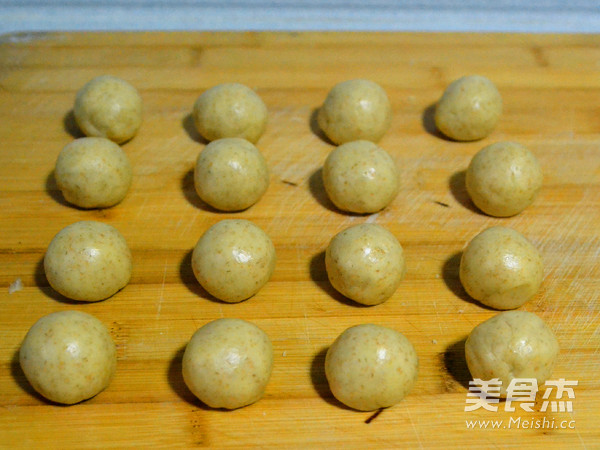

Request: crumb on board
left=432, top=339, right=438, bottom=344
left=282, top=351, right=287, bottom=357
left=365, top=408, right=384, bottom=424
left=8, top=278, right=23, bottom=294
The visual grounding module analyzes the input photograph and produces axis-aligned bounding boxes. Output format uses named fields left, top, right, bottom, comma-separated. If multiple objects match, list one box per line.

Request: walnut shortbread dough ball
left=74, top=75, right=142, bottom=143
left=183, top=318, right=274, bottom=409
left=460, top=226, right=543, bottom=310
left=434, top=75, right=502, bottom=141
left=325, top=324, right=419, bottom=411
left=20, top=310, right=117, bottom=404
left=193, top=83, right=268, bottom=144
left=322, top=140, right=399, bottom=214
left=44, top=221, right=133, bottom=302
left=55, top=137, right=132, bottom=209
left=466, top=141, right=543, bottom=217
left=465, top=310, right=559, bottom=396
left=326, top=223, right=406, bottom=305
left=194, top=138, right=269, bottom=211
left=318, top=79, right=392, bottom=144
left=192, top=219, right=276, bottom=303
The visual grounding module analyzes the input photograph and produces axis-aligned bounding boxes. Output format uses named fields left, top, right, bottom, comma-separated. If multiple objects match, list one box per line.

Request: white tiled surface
left=0, top=0, right=599, bottom=35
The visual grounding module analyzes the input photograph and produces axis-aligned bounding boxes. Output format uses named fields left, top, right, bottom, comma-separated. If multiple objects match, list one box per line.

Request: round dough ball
left=194, top=138, right=269, bottom=211
left=182, top=318, right=273, bottom=409
left=325, top=324, right=418, bottom=411
left=322, top=140, right=398, bottom=214
left=193, top=83, right=267, bottom=144
left=74, top=75, right=142, bottom=143
left=466, top=141, right=543, bottom=217
left=44, top=221, right=133, bottom=302
left=19, top=310, right=117, bottom=404
left=459, top=226, right=543, bottom=310
left=192, top=219, right=276, bottom=303
left=55, top=137, right=132, bottom=209
left=434, top=75, right=502, bottom=141
left=465, top=310, right=559, bottom=396
left=318, top=79, right=392, bottom=144
left=325, top=223, right=405, bottom=305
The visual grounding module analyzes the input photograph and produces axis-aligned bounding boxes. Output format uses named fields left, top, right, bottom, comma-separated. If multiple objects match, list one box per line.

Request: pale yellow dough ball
left=434, top=75, right=502, bottom=141
left=20, top=310, right=117, bottom=404
left=192, top=220, right=276, bottom=303
left=466, top=141, right=543, bottom=217
left=465, top=310, right=559, bottom=396
left=459, top=226, right=543, bottom=310
left=326, top=223, right=406, bottom=305
left=323, top=140, right=398, bottom=214
left=194, top=138, right=269, bottom=211
left=55, top=137, right=132, bottom=209
left=325, top=324, right=418, bottom=411
left=44, top=221, right=133, bottom=302
left=182, top=318, right=273, bottom=409
left=74, top=75, right=142, bottom=143
left=318, top=79, right=392, bottom=144
left=193, top=83, right=268, bottom=144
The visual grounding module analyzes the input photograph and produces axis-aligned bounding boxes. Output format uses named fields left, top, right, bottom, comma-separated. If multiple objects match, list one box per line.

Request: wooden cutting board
left=0, top=31, right=598, bottom=448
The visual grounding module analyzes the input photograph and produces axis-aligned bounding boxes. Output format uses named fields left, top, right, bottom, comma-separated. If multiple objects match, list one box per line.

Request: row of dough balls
left=71, top=74, right=500, bottom=145
left=43, top=219, right=544, bottom=311
left=19, top=309, right=558, bottom=411
left=57, top=75, right=543, bottom=217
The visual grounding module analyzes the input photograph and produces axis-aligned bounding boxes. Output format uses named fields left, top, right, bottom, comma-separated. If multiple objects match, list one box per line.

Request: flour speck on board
left=8, top=278, right=23, bottom=294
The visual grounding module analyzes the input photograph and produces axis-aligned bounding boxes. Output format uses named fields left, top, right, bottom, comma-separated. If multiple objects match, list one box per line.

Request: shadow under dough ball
left=434, top=75, right=502, bottom=141
left=44, top=221, right=133, bottom=302
left=74, top=75, right=142, bottom=144
left=459, top=226, right=543, bottom=310
left=318, top=79, right=392, bottom=144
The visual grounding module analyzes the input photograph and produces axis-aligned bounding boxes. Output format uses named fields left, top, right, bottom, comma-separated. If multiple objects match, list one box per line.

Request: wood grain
left=0, top=31, right=598, bottom=448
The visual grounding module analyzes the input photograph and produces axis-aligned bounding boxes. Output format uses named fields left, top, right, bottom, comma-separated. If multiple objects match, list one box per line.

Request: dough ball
left=182, top=318, right=273, bottom=409
left=466, top=141, right=543, bottom=217
left=465, top=310, right=559, bottom=396
left=459, top=226, right=543, bottom=310
left=192, top=219, right=276, bottom=303
left=326, top=223, right=405, bottom=305
left=325, top=324, right=418, bottom=411
left=55, top=137, right=132, bottom=209
left=44, top=221, right=133, bottom=302
left=434, top=75, right=502, bottom=141
left=194, top=137, right=269, bottom=211
left=74, top=75, right=142, bottom=143
left=193, top=83, right=267, bottom=144
left=318, top=79, right=392, bottom=144
left=322, top=140, right=398, bottom=214
left=19, top=310, right=117, bottom=404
